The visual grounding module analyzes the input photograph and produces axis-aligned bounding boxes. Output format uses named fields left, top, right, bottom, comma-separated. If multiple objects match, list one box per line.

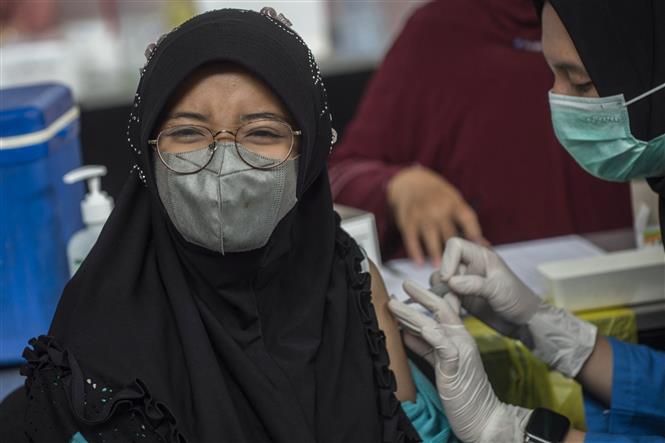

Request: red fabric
left=329, top=0, right=633, bottom=259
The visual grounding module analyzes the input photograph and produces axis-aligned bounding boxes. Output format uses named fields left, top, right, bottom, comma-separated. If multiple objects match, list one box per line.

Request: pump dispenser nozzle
left=63, top=165, right=113, bottom=225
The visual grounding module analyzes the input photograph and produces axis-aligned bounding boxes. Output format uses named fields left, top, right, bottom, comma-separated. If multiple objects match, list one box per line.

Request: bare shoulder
left=367, top=259, right=389, bottom=308
left=365, top=258, right=416, bottom=401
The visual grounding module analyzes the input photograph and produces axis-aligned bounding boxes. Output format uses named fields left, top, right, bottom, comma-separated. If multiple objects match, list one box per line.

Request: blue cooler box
left=0, top=83, right=84, bottom=365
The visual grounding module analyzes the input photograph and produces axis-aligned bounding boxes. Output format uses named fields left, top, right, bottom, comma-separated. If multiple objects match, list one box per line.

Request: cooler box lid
left=0, top=83, right=79, bottom=158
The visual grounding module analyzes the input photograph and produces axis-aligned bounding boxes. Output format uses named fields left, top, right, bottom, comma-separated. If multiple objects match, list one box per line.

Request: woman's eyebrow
left=168, top=111, right=210, bottom=122
left=554, top=62, right=589, bottom=78
left=240, top=112, right=288, bottom=122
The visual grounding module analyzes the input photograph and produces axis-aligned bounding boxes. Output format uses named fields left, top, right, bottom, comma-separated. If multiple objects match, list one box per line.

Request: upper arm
left=368, top=259, right=416, bottom=402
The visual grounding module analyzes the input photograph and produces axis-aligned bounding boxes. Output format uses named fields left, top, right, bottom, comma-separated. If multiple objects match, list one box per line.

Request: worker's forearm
left=575, top=335, right=613, bottom=406
left=563, top=428, right=586, bottom=443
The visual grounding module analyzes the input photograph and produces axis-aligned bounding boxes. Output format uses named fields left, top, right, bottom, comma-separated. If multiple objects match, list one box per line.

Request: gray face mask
left=154, top=142, right=298, bottom=254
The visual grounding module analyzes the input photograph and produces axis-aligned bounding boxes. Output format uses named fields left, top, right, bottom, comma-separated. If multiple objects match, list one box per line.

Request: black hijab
left=534, top=0, right=665, bottom=246
left=21, top=9, right=419, bottom=443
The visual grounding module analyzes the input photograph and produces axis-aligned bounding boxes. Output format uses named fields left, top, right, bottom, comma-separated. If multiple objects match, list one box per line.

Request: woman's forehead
left=165, top=63, right=291, bottom=123
left=177, top=65, right=281, bottom=105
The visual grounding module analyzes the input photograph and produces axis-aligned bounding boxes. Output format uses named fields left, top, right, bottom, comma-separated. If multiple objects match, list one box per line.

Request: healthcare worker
left=389, top=0, right=665, bottom=442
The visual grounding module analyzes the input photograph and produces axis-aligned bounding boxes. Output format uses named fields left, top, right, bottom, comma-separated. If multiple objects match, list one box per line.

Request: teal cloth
left=401, top=360, right=454, bottom=443
left=70, top=432, right=88, bottom=443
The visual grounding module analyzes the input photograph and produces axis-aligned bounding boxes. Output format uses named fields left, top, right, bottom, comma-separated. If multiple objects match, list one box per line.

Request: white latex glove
left=439, top=237, right=597, bottom=379
left=389, top=280, right=531, bottom=443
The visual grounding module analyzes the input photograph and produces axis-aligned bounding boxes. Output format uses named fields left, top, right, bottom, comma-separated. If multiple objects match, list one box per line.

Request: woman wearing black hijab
left=13, top=8, right=425, bottom=443
left=386, top=1, right=665, bottom=443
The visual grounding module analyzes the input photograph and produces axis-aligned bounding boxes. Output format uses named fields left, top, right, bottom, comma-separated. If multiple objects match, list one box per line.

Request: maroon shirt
left=329, top=0, right=632, bottom=259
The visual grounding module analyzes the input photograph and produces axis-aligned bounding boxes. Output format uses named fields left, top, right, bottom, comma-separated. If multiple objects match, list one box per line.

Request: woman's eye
left=246, top=129, right=282, bottom=139
left=574, top=82, right=594, bottom=94
left=174, top=129, right=200, bottom=137
left=169, top=128, right=206, bottom=141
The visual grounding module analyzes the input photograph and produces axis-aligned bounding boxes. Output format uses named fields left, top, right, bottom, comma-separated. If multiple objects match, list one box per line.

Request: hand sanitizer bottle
left=63, top=165, right=114, bottom=276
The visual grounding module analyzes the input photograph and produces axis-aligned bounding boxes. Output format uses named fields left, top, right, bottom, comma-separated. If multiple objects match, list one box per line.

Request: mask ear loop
left=625, top=82, right=665, bottom=106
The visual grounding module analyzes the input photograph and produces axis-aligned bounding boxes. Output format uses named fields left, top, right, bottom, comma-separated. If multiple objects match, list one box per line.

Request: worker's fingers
left=388, top=298, right=438, bottom=334
left=402, top=331, right=435, bottom=366
left=440, top=237, right=464, bottom=280
left=421, top=326, right=459, bottom=377
left=440, top=237, right=486, bottom=281
left=403, top=280, right=463, bottom=326
left=438, top=220, right=457, bottom=271
left=439, top=219, right=457, bottom=244
left=403, top=280, right=440, bottom=314
left=421, top=223, right=443, bottom=268
left=454, top=204, right=484, bottom=244
left=442, top=293, right=462, bottom=316
left=398, top=216, right=424, bottom=265
left=448, top=275, right=488, bottom=297
left=401, top=221, right=425, bottom=266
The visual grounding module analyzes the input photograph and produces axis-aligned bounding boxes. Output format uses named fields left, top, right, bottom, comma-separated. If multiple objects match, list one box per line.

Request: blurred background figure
left=0, top=0, right=58, bottom=37
left=329, top=0, right=633, bottom=266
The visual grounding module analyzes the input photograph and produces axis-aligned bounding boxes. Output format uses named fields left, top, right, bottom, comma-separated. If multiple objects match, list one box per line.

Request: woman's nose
left=214, top=129, right=236, bottom=142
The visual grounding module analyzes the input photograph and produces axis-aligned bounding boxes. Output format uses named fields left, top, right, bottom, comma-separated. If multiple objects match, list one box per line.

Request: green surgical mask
left=549, top=82, right=665, bottom=182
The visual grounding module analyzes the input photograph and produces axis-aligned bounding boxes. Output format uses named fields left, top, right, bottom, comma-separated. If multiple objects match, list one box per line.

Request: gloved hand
left=437, top=237, right=597, bottom=379
left=389, top=280, right=532, bottom=443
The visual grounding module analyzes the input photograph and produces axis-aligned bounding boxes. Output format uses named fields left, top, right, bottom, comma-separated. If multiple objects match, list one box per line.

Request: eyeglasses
left=148, top=119, right=302, bottom=174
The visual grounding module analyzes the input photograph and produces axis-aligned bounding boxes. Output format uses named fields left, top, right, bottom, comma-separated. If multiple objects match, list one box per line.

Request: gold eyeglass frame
left=148, top=119, right=302, bottom=174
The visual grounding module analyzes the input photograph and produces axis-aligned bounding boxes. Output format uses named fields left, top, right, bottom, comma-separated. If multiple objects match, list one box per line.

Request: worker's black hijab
left=534, top=0, right=665, bottom=244
left=21, top=9, right=418, bottom=442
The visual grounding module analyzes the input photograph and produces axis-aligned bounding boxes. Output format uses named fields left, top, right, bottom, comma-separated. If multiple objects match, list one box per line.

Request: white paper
left=380, top=235, right=604, bottom=302
left=494, top=235, right=603, bottom=295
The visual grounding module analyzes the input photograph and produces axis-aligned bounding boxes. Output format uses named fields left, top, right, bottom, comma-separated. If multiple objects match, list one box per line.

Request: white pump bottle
left=63, top=165, right=114, bottom=276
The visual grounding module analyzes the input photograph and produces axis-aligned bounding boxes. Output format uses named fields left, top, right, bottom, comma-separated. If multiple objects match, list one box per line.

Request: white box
left=538, top=247, right=665, bottom=312
left=335, top=204, right=382, bottom=266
